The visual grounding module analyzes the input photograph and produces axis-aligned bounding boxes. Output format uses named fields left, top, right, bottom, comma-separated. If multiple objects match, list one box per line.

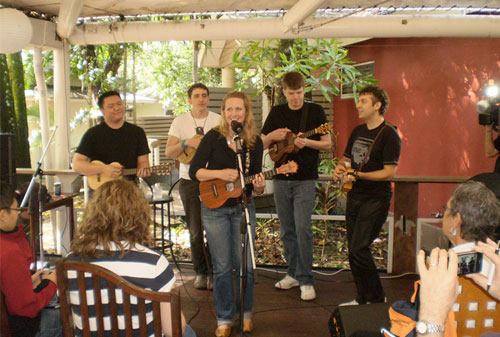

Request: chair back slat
left=107, top=282, right=120, bottom=337
left=91, top=274, right=106, bottom=337
left=137, top=298, right=148, bottom=337
left=152, top=302, right=162, bottom=336
left=55, top=258, right=182, bottom=337
left=123, top=293, right=133, bottom=336
left=77, top=271, right=92, bottom=337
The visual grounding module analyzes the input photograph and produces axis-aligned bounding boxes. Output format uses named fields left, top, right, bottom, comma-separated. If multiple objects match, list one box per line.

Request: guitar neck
left=121, top=168, right=138, bottom=176
left=240, top=168, right=279, bottom=186
left=301, top=128, right=319, bottom=138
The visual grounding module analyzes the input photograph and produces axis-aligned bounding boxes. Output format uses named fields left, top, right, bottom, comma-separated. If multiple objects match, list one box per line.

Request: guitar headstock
left=316, top=123, right=331, bottom=135
left=277, top=160, right=298, bottom=175
left=153, top=163, right=172, bottom=176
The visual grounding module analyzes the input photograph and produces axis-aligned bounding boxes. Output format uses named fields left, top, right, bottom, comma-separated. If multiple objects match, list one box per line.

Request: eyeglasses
left=1, top=207, right=24, bottom=214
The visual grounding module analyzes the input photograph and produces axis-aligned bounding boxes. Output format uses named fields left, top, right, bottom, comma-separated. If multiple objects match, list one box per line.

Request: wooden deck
left=173, top=264, right=418, bottom=337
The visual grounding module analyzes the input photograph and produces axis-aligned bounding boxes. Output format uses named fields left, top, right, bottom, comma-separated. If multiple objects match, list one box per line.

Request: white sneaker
left=339, top=299, right=360, bottom=306
left=300, top=285, right=316, bottom=301
left=275, top=275, right=299, bottom=289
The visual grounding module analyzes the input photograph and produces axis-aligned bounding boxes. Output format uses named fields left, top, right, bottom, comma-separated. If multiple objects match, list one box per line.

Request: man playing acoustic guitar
left=72, top=91, right=151, bottom=182
left=333, top=85, right=401, bottom=306
left=165, top=83, right=220, bottom=290
left=261, top=72, right=332, bottom=301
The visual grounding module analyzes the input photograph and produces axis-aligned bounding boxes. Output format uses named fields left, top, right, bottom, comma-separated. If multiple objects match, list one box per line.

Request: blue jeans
left=35, top=307, right=63, bottom=337
left=273, top=179, right=316, bottom=285
left=202, top=203, right=256, bottom=326
left=183, top=323, right=197, bottom=337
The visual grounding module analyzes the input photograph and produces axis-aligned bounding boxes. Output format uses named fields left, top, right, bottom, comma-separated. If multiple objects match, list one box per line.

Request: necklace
left=191, top=111, right=208, bottom=135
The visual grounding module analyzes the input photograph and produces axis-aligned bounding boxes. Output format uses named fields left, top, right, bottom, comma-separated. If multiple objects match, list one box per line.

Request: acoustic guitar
left=340, top=168, right=356, bottom=193
left=268, top=123, right=331, bottom=162
left=199, top=161, right=298, bottom=209
left=178, top=134, right=203, bottom=164
left=87, top=160, right=171, bottom=190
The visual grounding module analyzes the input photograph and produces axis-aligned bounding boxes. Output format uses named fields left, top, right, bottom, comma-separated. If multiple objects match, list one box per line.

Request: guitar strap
left=299, top=102, right=309, bottom=133
left=358, top=123, right=387, bottom=171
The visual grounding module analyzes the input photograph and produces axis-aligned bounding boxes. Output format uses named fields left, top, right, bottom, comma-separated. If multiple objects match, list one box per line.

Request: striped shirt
left=66, top=242, right=175, bottom=337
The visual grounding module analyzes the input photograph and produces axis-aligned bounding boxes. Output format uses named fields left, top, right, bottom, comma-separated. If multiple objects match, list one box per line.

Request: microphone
left=231, top=121, right=243, bottom=134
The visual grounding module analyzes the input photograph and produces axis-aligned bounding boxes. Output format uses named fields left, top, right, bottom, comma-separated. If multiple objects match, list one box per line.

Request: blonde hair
left=71, top=179, right=152, bottom=258
left=216, top=91, right=257, bottom=148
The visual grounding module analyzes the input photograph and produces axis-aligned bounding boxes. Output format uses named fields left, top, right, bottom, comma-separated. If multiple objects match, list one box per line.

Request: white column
left=53, top=40, right=72, bottom=255
left=221, top=68, right=235, bottom=88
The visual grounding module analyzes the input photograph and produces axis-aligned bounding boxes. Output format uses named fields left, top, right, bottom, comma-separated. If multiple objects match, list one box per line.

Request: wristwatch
left=415, top=320, right=445, bottom=335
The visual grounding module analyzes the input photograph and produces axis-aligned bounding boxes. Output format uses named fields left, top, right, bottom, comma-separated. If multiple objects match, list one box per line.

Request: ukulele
left=199, top=161, right=298, bottom=209
left=178, top=134, right=203, bottom=164
left=340, top=168, right=356, bottom=193
left=87, top=160, right=171, bottom=190
left=268, top=123, right=330, bottom=162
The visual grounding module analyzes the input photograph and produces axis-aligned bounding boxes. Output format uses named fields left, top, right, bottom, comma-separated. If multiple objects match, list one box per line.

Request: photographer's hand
left=484, top=124, right=499, bottom=158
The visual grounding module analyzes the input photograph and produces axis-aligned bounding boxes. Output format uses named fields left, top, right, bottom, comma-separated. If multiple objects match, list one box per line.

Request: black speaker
left=0, top=133, right=16, bottom=187
left=329, top=302, right=391, bottom=337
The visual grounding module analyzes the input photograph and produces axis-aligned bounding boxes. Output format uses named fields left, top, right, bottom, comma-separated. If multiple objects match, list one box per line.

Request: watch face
left=416, top=321, right=427, bottom=334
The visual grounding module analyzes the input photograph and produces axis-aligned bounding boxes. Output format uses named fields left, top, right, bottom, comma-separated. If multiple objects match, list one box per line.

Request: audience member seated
left=0, top=181, right=62, bottom=337
left=67, top=179, right=196, bottom=337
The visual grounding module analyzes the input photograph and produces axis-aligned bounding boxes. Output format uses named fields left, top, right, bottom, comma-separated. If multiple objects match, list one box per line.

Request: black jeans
left=179, top=178, right=211, bottom=275
left=345, top=195, right=391, bottom=303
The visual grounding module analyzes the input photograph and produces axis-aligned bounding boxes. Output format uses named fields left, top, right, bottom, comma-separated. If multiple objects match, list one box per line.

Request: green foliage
left=134, top=41, right=221, bottom=114
left=0, top=54, right=15, bottom=133
left=232, top=38, right=377, bottom=103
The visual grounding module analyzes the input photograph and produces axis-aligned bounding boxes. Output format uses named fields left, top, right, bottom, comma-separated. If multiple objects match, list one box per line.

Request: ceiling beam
left=57, top=0, right=83, bottom=39
left=283, top=0, right=327, bottom=33
left=70, top=15, right=500, bottom=45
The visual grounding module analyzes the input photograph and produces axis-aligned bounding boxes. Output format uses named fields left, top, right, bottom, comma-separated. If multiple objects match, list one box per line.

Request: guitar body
left=87, top=161, right=123, bottom=190
left=199, top=180, right=242, bottom=209
left=87, top=161, right=171, bottom=190
left=199, top=161, right=299, bottom=209
left=178, top=134, right=203, bottom=164
left=268, top=132, right=295, bottom=162
left=340, top=168, right=355, bottom=193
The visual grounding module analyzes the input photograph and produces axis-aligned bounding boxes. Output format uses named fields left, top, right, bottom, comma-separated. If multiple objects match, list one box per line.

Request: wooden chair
left=56, top=258, right=182, bottom=337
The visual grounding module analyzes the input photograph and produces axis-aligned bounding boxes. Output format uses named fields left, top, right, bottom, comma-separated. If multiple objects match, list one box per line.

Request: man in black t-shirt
left=72, top=91, right=151, bottom=183
left=261, top=72, right=332, bottom=301
left=333, top=85, right=401, bottom=305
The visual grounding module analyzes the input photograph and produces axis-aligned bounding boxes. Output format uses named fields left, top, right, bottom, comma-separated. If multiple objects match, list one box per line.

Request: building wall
left=333, top=37, right=500, bottom=217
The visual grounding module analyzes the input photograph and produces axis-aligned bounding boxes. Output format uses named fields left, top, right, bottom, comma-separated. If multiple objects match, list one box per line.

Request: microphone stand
left=20, top=126, right=58, bottom=270
left=233, top=133, right=256, bottom=337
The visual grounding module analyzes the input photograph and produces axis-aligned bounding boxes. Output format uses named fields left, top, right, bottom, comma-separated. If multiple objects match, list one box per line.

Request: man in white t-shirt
left=165, top=83, right=221, bottom=290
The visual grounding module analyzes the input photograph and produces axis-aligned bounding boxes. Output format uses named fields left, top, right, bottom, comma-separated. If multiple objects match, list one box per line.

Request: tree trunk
left=0, top=54, right=15, bottom=133
left=7, top=52, right=31, bottom=169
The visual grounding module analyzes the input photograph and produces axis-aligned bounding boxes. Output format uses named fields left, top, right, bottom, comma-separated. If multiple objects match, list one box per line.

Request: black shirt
left=494, top=135, right=500, bottom=173
left=261, top=102, right=327, bottom=180
left=344, top=122, right=401, bottom=199
left=189, top=128, right=263, bottom=207
left=76, top=121, right=150, bottom=169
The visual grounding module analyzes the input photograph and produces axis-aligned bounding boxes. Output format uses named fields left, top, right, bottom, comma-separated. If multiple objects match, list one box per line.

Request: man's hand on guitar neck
left=294, top=132, right=307, bottom=149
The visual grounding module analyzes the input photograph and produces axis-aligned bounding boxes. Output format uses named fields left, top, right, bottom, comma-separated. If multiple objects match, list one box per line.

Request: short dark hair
left=282, top=72, right=305, bottom=90
left=0, top=181, right=17, bottom=210
left=97, top=91, right=121, bottom=109
left=450, top=181, right=500, bottom=242
left=187, top=83, right=209, bottom=98
left=359, top=85, right=390, bottom=116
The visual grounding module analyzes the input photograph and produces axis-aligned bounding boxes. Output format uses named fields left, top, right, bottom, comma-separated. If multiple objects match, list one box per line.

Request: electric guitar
left=178, top=134, right=203, bottom=164
left=199, top=161, right=298, bottom=209
left=87, top=160, right=171, bottom=190
left=340, top=168, right=356, bottom=193
left=268, top=123, right=331, bottom=162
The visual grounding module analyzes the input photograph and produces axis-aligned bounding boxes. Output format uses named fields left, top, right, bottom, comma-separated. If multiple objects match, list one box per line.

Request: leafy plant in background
left=232, top=38, right=377, bottom=105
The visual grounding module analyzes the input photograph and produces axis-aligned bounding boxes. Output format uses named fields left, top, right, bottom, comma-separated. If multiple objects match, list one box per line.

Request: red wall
left=333, top=38, right=500, bottom=217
